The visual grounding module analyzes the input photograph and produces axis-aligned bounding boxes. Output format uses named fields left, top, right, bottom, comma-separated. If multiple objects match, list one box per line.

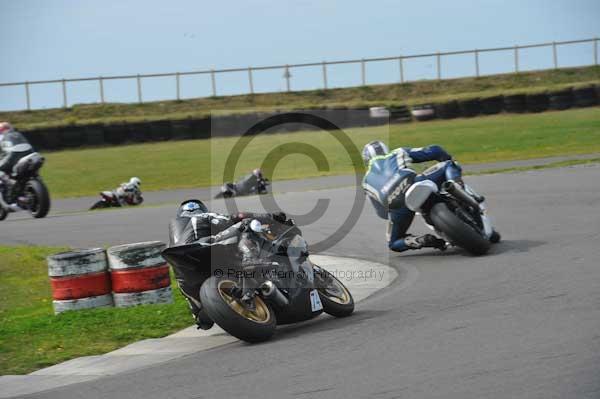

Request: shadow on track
left=396, top=239, right=546, bottom=258
left=271, top=310, right=391, bottom=342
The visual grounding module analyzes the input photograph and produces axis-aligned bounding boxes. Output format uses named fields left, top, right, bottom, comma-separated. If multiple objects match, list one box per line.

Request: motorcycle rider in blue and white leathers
left=362, top=140, right=499, bottom=253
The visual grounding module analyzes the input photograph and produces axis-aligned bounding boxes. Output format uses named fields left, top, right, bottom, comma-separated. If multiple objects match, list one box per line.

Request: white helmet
left=129, top=177, right=141, bottom=187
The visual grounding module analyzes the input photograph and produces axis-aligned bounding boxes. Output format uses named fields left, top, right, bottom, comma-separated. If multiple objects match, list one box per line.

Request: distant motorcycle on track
left=90, top=177, right=143, bottom=210
left=0, top=152, right=50, bottom=221
left=215, top=169, right=270, bottom=199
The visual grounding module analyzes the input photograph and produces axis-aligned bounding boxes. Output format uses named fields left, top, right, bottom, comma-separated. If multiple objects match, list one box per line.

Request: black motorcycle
left=162, top=218, right=354, bottom=343
left=0, top=152, right=50, bottom=221
left=215, top=175, right=270, bottom=199
left=402, top=165, right=499, bottom=255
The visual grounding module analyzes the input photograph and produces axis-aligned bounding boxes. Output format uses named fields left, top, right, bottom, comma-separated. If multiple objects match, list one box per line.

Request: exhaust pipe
left=260, top=281, right=289, bottom=307
left=442, top=181, right=481, bottom=211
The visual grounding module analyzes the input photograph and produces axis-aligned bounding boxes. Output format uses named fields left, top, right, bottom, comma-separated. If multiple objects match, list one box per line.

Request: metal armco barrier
left=107, top=241, right=172, bottom=308
left=47, top=248, right=113, bottom=314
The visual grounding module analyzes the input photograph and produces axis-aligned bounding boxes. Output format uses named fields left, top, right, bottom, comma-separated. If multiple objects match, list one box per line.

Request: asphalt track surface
left=2, top=164, right=600, bottom=398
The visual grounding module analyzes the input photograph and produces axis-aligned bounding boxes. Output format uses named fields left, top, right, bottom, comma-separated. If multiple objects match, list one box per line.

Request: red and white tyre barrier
left=107, top=241, right=172, bottom=308
left=47, top=248, right=113, bottom=314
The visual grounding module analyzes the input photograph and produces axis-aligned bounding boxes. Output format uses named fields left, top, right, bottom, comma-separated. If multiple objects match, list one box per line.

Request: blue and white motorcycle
left=403, top=164, right=499, bottom=255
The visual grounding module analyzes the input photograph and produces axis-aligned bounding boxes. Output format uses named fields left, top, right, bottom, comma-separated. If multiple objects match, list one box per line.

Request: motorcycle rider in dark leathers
left=0, top=122, right=35, bottom=211
left=362, top=140, right=500, bottom=253
left=168, top=199, right=287, bottom=329
left=234, top=168, right=268, bottom=195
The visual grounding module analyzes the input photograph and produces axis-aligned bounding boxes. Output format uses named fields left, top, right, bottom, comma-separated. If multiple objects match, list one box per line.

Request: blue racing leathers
left=362, top=145, right=461, bottom=252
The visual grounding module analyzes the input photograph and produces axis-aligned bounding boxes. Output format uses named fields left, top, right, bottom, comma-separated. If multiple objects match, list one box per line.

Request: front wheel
left=199, top=277, right=276, bottom=343
left=0, top=207, right=7, bottom=221
left=429, top=202, right=490, bottom=255
left=25, top=179, right=50, bottom=218
left=90, top=200, right=109, bottom=210
left=315, top=268, right=354, bottom=317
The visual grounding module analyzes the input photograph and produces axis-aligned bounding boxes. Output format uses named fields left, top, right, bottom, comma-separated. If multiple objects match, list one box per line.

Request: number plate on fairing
left=310, top=289, right=323, bottom=312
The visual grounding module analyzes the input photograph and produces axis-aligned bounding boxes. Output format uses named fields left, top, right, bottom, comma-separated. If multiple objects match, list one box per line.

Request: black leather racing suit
left=0, top=130, right=35, bottom=204
left=0, top=130, right=34, bottom=178
left=168, top=210, right=284, bottom=325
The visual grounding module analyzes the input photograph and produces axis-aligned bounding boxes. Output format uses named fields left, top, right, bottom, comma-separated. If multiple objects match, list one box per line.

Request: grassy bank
left=40, top=106, right=600, bottom=198
left=1, top=66, right=599, bottom=130
left=0, top=246, right=192, bottom=375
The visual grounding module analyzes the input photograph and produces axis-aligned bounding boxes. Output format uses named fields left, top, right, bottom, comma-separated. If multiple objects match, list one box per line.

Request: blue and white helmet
left=178, top=199, right=208, bottom=217
left=362, top=140, right=389, bottom=166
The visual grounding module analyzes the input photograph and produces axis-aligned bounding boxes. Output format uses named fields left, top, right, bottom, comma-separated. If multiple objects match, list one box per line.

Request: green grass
left=0, top=246, right=193, bottom=375
left=1, top=66, right=598, bottom=130
left=40, top=106, right=600, bottom=198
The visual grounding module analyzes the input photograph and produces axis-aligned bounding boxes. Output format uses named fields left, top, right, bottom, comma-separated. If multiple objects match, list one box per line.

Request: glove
left=272, top=212, right=287, bottom=223
left=238, top=218, right=252, bottom=232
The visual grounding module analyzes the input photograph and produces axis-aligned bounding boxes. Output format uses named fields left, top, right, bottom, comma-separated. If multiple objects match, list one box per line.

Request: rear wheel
left=25, top=179, right=50, bottom=218
left=0, top=207, right=7, bottom=221
left=200, top=277, right=276, bottom=343
left=429, top=202, right=490, bottom=255
left=315, top=268, right=354, bottom=317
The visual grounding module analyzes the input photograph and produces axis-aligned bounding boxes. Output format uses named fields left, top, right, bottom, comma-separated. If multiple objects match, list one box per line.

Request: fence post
left=398, top=57, right=404, bottom=83
left=247, top=67, right=254, bottom=94
left=322, top=61, right=328, bottom=90
left=61, top=79, right=68, bottom=108
left=99, top=77, right=105, bottom=104
left=136, top=75, right=143, bottom=103
left=514, top=45, right=519, bottom=73
left=176, top=73, right=181, bottom=100
left=594, top=38, right=598, bottom=66
left=284, top=65, right=291, bottom=92
left=552, top=42, right=558, bottom=69
left=361, top=59, right=366, bottom=86
left=210, top=70, right=217, bottom=96
left=25, top=82, right=31, bottom=111
left=474, top=50, right=480, bottom=77
left=436, top=52, right=441, bottom=80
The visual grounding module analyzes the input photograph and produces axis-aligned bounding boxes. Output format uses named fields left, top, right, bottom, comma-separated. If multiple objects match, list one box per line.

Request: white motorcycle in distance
left=90, top=177, right=143, bottom=210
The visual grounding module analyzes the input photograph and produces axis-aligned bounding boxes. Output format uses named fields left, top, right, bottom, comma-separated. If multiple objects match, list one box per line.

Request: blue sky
left=1, top=0, right=599, bottom=110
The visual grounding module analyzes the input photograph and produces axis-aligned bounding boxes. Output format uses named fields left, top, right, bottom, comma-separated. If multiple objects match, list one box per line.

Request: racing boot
left=194, top=308, right=215, bottom=330
left=180, top=286, right=215, bottom=330
left=0, top=182, right=19, bottom=212
left=405, top=234, right=447, bottom=251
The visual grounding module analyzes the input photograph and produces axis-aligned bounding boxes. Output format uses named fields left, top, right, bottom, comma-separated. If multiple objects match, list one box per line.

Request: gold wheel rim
left=319, top=276, right=351, bottom=305
left=217, top=280, right=271, bottom=324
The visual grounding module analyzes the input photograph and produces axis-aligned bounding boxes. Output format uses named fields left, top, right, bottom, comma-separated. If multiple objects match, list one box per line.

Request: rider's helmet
left=129, top=177, right=141, bottom=188
left=362, top=140, right=389, bottom=166
left=0, top=122, right=13, bottom=137
left=178, top=199, right=208, bottom=217
left=252, top=168, right=263, bottom=179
